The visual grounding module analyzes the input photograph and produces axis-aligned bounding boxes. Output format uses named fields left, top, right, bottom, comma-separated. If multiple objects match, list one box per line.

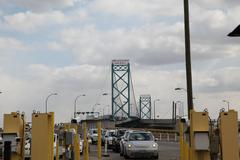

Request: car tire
left=123, top=154, right=129, bottom=159
left=123, top=149, right=129, bottom=159
left=120, top=148, right=123, bottom=156
left=153, top=155, right=159, bottom=159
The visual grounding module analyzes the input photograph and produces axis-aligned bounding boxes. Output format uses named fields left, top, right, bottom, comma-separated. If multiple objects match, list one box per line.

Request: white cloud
left=1, top=62, right=240, bottom=124
left=0, top=64, right=111, bottom=124
left=193, top=67, right=240, bottom=93
left=2, top=11, right=67, bottom=32
left=0, top=37, right=27, bottom=52
left=58, top=23, right=185, bottom=65
left=1, top=0, right=240, bottom=123
left=1, top=0, right=78, bottom=11
left=90, top=0, right=182, bottom=18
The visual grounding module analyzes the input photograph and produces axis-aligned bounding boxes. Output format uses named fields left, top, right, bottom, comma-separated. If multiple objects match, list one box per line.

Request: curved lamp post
left=92, top=103, right=100, bottom=112
left=45, top=93, right=58, bottom=113
left=74, top=94, right=86, bottom=118
left=228, top=25, right=240, bottom=37
left=153, top=99, right=160, bottom=120
left=175, top=87, right=187, bottom=92
left=175, top=87, right=196, bottom=99
left=222, top=100, right=230, bottom=111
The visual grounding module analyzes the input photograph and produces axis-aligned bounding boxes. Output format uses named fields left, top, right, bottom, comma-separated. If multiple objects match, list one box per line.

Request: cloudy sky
left=0, top=0, right=240, bottom=125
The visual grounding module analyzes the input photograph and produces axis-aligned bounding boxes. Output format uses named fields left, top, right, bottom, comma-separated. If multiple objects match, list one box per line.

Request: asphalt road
left=87, top=141, right=179, bottom=160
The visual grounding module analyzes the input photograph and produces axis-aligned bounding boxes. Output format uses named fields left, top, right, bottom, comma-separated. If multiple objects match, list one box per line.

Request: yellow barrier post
left=179, top=119, right=184, bottom=160
left=74, top=134, right=80, bottom=160
left=97, top=121, right=102, bottom=160
left=56, top=139, right=59, bottom=160
left=183, top=141, right=189, bottom=160
left=63, top=123, right=81, bottom=160
left=31, top=112, right=54, bottom=160
left=83, top=122, right=89, bottom=160
left=190, top=110, right=210, bottom=160
left=219, top=110, right=239, bottom=160
left=3, top=112, right=25, bottom=160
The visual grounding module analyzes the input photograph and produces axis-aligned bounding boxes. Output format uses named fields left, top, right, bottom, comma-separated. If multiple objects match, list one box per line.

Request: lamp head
left=228, top=25, right=240, bottom=37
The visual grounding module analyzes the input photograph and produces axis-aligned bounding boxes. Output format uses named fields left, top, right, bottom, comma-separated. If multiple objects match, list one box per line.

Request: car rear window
left=92, top=130, right=97, bottom=134
left=129, top=132, right=153, bottom=141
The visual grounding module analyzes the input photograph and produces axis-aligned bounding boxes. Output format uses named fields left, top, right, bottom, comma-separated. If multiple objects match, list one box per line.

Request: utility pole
left=153, top=99, right=160, bottom=120
left=183, top=0, right=193, bottom=119
left=74, top=94, right=86, bottom=118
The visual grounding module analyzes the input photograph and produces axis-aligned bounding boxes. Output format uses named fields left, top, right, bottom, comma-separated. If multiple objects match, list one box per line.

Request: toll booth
left=31, top=112, right=54, bottom=160
left=219, top=110, right=239, bottom=160
left=62, top=123, right=80, bottom=160
left=190, top=111, right=210, bottom=160
left=3, top=112, right=25, bottom=160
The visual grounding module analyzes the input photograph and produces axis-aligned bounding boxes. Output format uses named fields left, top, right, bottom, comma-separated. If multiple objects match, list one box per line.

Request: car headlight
left=128, top=144, right=132, bottom=148
left=153, top=143, right=157, bottom=148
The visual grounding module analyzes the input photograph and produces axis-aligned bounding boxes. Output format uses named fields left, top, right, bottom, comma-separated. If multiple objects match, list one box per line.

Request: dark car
left=112, top=129, right=127, bottom=152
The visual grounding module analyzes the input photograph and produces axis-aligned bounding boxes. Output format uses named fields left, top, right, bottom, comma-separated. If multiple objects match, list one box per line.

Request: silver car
left=122, top=130, right=158, bottom=159
left=120, top=130, right=130, bottom=156
left=89, top=128, right=98, bottom=144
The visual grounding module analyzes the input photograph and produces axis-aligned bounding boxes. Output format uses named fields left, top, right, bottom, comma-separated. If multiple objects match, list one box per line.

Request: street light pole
left=92, top=103, right=100, bottom=112
left=222, top=100, right=230, bottom=111
left=176, top=101, right=184, bottom=117
left=175, top=87, right=187, bottom=92
left=45, top=93, right=58, bottom=113
left=175, top=88, right=196, bottom=100
left=74, top=94, right=86, bottom=118
left=183, top=0, right=193, bottom=120
left=102, top=93, right=110, bottom=115
left=153, top=99, right=160, bottom=120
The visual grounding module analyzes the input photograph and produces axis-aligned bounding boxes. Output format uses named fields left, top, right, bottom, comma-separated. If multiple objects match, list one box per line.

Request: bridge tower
left=139, top=95, right=152, bottom=119
left=111, top=60, right=130, bottom=119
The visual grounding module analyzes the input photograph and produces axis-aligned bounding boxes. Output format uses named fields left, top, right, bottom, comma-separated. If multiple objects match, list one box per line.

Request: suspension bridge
left=111, top=59, right=152, bottom=120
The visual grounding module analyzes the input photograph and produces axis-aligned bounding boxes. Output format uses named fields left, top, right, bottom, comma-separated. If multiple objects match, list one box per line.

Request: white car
left=120, top=130, right=130, bottom=156
left=89, top=129, right=98, bottom=144
left=0, top=137, right=2, bottom=158
left=122, top=130, right=158, bottom=159
left=24, top=139, right=31, bottom=157
left=104, top=130, right=115, bottom=149
left=79, top=139, right=83, bottom=154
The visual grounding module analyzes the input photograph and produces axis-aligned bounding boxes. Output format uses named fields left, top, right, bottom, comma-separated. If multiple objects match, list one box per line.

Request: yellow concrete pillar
left=97, top=121, right=102, bottom=160
left=183, top=141, right=189, bottom=160
left=74, top=134, right=80, bottom=160
left=63, top=123, right=81, bottom=160
left=83, top=122, right=89, bottom=160
left=190, top=110, right=210, bottom=160
left=3, top=112, right=25, bottom=160
left=31, top=112, right=54, bottom=160
left=179, top=120, right=184, bottom=160
left=56, top=139, right=59, bottom=160
left=219, top=110, right=239, bottom=160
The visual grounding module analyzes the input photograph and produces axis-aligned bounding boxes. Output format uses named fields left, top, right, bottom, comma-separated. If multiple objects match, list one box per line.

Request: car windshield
left=92, top=130, right=98, bottom=134
left=108, top=131, right=115, bottom=136
left=129, top=132, right=153, bottom=141
left=119, top=130, right=126, bottom=136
